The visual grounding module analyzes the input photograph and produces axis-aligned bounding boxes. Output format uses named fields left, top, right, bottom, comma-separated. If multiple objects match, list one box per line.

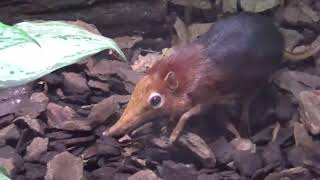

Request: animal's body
left=104, top=12, right=319, bottom=143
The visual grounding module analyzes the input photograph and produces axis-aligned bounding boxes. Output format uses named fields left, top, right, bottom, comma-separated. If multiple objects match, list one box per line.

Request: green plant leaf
left=0, top=21, right=126, bottom=89
left=0, top=167, right=10, bottom=180
left=0, top=22, right=40, bottom=50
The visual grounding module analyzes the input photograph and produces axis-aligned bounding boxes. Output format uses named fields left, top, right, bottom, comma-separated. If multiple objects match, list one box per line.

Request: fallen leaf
left=272, top=70, right=320, bottom=99
left=279, top=28, right=304, bottom=51
left=240, top=0, right=281, bottom=12
left=131, top=48, right=175, bottom=73
left=114, top=36, right=143, bottom=49
left=174, top=17, right=189, bottom=46
left=188, top=23, right=213, bottom=41
left=298, top=90, right=320, bottom=135
left=222, top=0, right=238, bottom=13
left=280, top=2, right=319, bottom=25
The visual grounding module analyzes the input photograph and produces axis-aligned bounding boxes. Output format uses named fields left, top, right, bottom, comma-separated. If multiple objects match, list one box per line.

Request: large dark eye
left=148, top=92, right=164, bottom=109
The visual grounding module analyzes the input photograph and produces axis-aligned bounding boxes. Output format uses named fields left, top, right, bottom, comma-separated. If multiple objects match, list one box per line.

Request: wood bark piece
left=0, top=1, right=167, bottom=37
left=298, top=90, right=320, bottom=135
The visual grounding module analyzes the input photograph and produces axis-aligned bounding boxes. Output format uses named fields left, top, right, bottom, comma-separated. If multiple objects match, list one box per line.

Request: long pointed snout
left=103, top=107, right=142, bottom=137
left=103, top=75, right=156, bottom=137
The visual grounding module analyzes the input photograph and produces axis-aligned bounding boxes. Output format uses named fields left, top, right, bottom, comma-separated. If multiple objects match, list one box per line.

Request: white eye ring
left=148, top=92, right=164, bottom=109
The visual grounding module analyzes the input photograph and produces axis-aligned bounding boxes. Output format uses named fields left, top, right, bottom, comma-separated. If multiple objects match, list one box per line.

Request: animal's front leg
left=169, top=104, right=207, bottom=144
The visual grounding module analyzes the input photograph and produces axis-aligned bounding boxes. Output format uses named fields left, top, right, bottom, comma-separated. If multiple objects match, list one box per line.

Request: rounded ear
left=164, top=71, right=179, bottom=90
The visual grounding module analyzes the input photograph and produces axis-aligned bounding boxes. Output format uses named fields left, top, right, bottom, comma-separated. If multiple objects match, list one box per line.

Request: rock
left=293, top=122, right=313, bottom=147
left=197, top=173, right=219, bottom=180
left=240, top=0, right=281, bottom=12
left=46, top=131, right=73, bottom=140
left=251, top=126, right=273, bottom=145
left=46, top=102, right=91, bottom=131
left=80, top=141, right=120, bottom=159
left=159, top=160, right=198, bottom=180
left=273, top=94, right=297, bottom=123
left=209, top=137, right=235, bottom=165
left=0, top=114, right=14, bottom=127
left=25, top=137, right=49, bottom=162
left=62, top=72, right=90, bottom=94
left=272, top=70, right=320, bottom=100
left=88, top=80, right=110, bottom=92
left=90, top=95, right=105, bottom=104
left=70, top=147, right=85, bottom=157
left=114, top=173, right=132, bottom=180
left=90, top=166, right=117, bottom=180
left=14, top=116, right=47, bottom=135
left=274, top=127, right=294, bottom=147
left=0, top=140, right=5, bottom=147
left=261, top=142, right=282, bottom=167
left=88, top=95, right=123, bottom=127
left=233, top=150, right=263, bottom=177
left=0, top=85, right=32, bottom=117
left=86, top=59, right=143, bottom=84
left=39, top=151, right=60, bottom=164
left=0, top=146, right=24, bottom=176
left=41, top=73, right=63, bottom=86
left=286, top=146, right=305, bottom=167
left=50, top=136, right=95, bottom=147
left=130, top=122, right=154, bottom=138
left=15, top=92, right=49, bottom=118
left=264, top=167, right=314, bottom=180
left=177, top=132, right=216, bottom=168
left=303, top=144, right=320, bottom=175
left=298, top=90, right=320, bottom=135
left=140, top=147, right=171, bottom=163
left=279, top=28, right=304, bottom=51
left=252, top=163, right=279, bottom=180
left=45, top=151, right=83, bottom=180
left=15, top=129, right=35, bottom=154
left=0, top=124, right=20, bottom=142
left=24, top=162, right=46, bottom=179
left=151, top=137, right=172, bottom=149
left=215, top=171, right=240, bottom=180
left=230, top=138, right=256, bottom=152
left=128, top=169, right=160, bottom=180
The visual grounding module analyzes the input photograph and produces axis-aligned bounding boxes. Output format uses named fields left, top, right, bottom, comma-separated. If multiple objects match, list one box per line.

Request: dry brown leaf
left=299, top=2, right=320, bottom=22
left=240, top=0, right=281, bottom=12
left=66, top=20, right=102, bottom=35
left=114, top=36, right=143, bottom=49
left=131, top=48, right=175, bottom=73
left=281, top=2, right=320, bottom=24
left=279, top=28, right=304, bottom=51
left=298, top=90, right=320, bottom=135
left=222, top=0, right=238, bottom=13
left=174, top=16, right=213, bottom=45
left=174, top=17, right=190, bottom=46
left=188, top=23, right=213, bottom=41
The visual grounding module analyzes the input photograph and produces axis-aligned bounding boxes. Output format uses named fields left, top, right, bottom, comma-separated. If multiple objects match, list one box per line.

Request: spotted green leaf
left=0, top=167, right=10, bottom=180
left=0, top=21, right=126, bottom=89
left=0, top=22, right=39, bottom=50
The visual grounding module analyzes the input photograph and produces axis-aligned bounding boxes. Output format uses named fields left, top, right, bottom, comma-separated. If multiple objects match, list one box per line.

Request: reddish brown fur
left=105, top=43, right=229, bottom=137
left=147, top=43, right=228, bottom=106
left=105, top=12, right=288, bottom=138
